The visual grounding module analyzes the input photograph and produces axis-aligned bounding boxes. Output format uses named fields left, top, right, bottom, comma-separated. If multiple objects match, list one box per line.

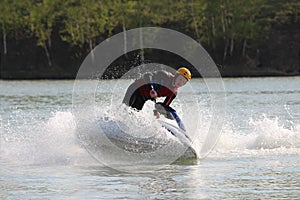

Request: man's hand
left=153, top=109, right=160, bottom=119
left=150, top=90, right=157, bottom=99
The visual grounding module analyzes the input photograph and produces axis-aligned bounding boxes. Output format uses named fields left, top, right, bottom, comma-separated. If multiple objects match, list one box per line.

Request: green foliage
left=0, top=0, right=297, bottom=58
left=61, top=0, right=113, bottom=48
left=28, top=0, right=62, bottom=47
left=0, top=0, right=30, bottom=38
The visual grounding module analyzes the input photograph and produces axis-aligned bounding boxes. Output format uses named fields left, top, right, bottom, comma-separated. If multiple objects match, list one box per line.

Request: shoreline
left=1, top=71, right=299, bottom=80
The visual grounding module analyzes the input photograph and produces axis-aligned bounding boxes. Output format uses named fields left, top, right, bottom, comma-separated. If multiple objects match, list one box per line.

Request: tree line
left=0, top=0, right=299, bottom=77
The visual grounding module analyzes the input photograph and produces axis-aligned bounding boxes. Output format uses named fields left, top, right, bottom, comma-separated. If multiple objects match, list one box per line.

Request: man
left=122, top=67, right=192, bottom=112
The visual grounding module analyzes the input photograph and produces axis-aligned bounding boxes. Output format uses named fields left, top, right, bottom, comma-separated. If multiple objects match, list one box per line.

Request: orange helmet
left=177, top=67, right=191, bottom=81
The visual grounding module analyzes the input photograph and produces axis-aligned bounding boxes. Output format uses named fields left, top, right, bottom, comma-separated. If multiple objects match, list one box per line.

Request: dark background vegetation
left=0, top=0, right=299, bottom=79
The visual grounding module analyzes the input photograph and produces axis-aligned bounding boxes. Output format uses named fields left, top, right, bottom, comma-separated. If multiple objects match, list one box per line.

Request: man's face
left=174, top=74, right=188, bottom=87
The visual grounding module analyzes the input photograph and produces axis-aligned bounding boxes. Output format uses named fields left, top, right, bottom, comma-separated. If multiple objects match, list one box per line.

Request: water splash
left=213, top=115, right=300, bottom=157
left=0, top=111, right=95, bottom=166
left=2, top=105, right=299, bottom=167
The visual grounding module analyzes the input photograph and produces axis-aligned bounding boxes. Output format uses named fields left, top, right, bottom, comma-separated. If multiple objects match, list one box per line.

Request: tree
left=199, top=0, right=270, bottom=60
left=61, top=0, right=115, bottom=52
left=0, top=0, right=11, bottom=56
left=28, top=0, right=63, bottom=67
left=0, top=0, right=29, bottom=56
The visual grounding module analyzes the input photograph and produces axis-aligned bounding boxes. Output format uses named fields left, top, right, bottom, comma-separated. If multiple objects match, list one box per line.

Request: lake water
left=1, top=77, right=300, bottom=199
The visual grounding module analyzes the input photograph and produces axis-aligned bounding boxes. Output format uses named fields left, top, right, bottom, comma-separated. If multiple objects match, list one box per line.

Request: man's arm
left=151, top=70, right=170, bottom=91
left=163, top=92, right=177, bottom=106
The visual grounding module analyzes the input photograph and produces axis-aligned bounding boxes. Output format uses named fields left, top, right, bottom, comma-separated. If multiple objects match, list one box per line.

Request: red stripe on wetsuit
left=135, top=72, right=178, bottom=106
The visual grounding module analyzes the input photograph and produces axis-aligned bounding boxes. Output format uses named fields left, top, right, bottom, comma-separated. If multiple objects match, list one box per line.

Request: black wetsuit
left=122, top=70, right=178, bottom=110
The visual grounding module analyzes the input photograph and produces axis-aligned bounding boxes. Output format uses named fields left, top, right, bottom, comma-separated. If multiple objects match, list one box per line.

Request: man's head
left=174, top=67, right=191, bottom=87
